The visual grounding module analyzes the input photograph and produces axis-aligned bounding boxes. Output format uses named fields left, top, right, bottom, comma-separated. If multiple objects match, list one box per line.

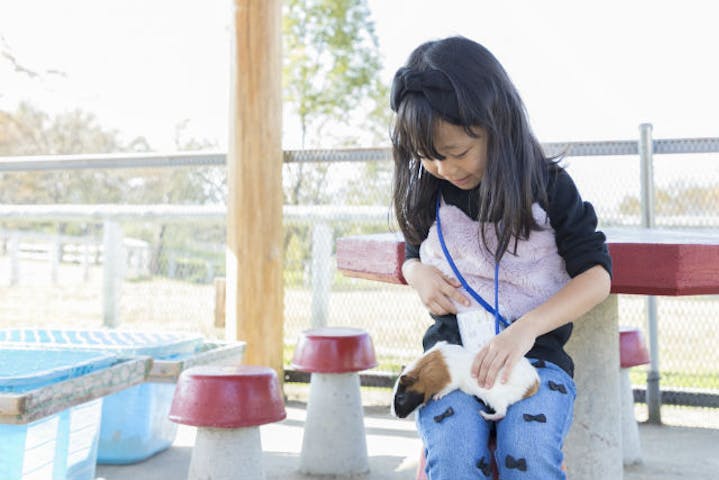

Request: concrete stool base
left=189, top=427, right=265, bottom=480
left=564, top=295, right=622, bottom=479
left=619, top=327, right=650, bottom=466
left=169, top=366, right=286, bottom=480
left=620, top=369, right=642, bottom=465
left=299, top=372, right=369, bottom=476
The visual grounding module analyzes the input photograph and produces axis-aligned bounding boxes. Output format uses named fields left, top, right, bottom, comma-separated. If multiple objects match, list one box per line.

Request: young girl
left=390, top=36, right=612, bottom=479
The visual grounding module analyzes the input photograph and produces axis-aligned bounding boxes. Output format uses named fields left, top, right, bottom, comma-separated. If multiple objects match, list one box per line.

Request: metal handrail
left=0, top=204, right=391, bottom=224
left=1, top=135, right=718, bottom=172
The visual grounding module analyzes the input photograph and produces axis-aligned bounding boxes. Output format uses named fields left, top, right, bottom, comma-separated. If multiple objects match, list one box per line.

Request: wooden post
left=51, top=235, right=61, bottom=285
left=214, top=277, right=226, bottom=328
left=9, top=235, right=20, bottom=286
left=311, top=223, right=332, bottom=328
left=82, top=236, right=91, bottom=283
left=226, top=0, right=284, bottom=374
left=102, top=220, right=124, bottom=328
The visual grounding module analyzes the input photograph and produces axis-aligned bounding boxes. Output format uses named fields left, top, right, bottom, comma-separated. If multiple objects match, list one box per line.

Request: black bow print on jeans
left=505, top=455, right=528, bottom=471
left=523, top=413, right=547, bottom=423
left=548, top=381, right=568, bottom=394
left=433, top=406, right=454, bottom=423
left=476, top=457, right=492, bottom=477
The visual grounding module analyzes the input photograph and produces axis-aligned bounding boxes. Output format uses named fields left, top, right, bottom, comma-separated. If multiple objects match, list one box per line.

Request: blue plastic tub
left=0, top=347, right=115, bottom=480
left=0, top=348, right=116, bottom=392
left=0, top=329, right=204, bottom=464
left=0, top=329, right=201, bottom=360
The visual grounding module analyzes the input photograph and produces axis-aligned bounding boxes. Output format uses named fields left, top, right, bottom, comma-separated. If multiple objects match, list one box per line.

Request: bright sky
left=1, top=0, right=719, bottom=151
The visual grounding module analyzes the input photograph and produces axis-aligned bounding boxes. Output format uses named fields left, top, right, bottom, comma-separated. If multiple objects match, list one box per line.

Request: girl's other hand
left=402, top=260, right=470, bottom=315
left=471, top=321, right=536, bottom=389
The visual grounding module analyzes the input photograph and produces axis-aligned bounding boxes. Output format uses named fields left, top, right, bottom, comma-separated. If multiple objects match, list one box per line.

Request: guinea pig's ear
left=399, top=374, right=417, bottom=386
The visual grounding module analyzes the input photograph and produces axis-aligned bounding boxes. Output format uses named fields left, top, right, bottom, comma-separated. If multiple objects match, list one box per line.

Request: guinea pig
left=391, top=341, right=540, bottom=421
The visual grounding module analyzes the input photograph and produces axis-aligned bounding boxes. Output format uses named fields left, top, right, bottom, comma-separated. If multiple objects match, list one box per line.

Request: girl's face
left=421, top=120, right=488, bottom=190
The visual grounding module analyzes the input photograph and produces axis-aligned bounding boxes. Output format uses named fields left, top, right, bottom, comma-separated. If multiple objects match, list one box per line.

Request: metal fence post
left=167, top=253, right=177, bottom=279
left=82, top=236, right=91, bottom=283
left=311, top=222, right=333, bottom=328
left=639, top=122, right=662, bottom=424
left=102, top=220, right=124, bottom=328
left=9, top=235, right=19, bottom=286
left=51, top=235, right=61, bottom=285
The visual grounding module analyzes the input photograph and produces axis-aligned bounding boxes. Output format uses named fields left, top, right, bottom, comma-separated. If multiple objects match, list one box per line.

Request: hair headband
left=390, top=67, right=461, bottom=123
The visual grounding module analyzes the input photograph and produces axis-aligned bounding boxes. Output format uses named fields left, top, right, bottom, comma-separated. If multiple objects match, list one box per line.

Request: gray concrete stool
left=169, top=365, right=286, bottom=480
left=619, top=327, right=651, bottom=466
left=291, top=327, right=377, bottom=476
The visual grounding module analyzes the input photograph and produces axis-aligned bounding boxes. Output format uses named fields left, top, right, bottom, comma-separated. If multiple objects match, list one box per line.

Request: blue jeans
left=417, top=359, right=575, bottom=479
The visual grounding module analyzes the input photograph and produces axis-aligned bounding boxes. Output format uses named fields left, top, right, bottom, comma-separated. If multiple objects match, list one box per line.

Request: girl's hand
left=471, top=320, right=537, bottom=389
left=402, top=260, right=470, bottom=315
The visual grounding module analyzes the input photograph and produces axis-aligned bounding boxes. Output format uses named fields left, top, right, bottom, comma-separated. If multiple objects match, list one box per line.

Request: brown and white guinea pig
left=391, top=341, right=540, bottom=421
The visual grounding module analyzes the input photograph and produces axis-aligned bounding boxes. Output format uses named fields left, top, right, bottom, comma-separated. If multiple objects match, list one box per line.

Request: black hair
left=390, top=36, right=561, bottom=262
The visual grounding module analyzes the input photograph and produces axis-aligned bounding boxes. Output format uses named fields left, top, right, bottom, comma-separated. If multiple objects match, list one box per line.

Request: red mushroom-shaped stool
left=292, top=327, right=377, bottom=476
left=619, top=327, right=651, bottom=466
left=169, top=365, right=286, bottom=480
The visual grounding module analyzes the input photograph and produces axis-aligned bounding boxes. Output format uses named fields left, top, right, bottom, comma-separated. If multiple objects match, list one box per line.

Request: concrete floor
left=96, top=401, right=719, bottom=480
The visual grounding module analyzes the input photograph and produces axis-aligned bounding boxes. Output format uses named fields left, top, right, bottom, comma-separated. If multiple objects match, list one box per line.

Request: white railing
left=0, top=204, right=391, bottom=328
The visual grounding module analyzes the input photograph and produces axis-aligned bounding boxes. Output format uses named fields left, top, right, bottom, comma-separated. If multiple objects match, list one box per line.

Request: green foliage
left=165, top=255, right=223, bottom=284
left=618, top=182, right=719, bottom=217
left=281, top=0, right=393, bottom=281
left=282, top=0, right=390, bottom=148
left=0, top=102, right=149, bottom=204
left=0, top=103, right=228, bottom=278
left=0, top=103, right=225, bottom=206
left=629, top=369, right=719, bottom=389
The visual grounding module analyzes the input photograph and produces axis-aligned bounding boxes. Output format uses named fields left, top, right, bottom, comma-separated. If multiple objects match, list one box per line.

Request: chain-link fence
left=0, top=130, right=717, bottom=421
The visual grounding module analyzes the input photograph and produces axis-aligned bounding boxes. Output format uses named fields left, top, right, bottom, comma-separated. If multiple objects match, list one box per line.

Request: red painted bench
left=336, top=228, right=719, bottom=295
left=336, top=227, right=719, bottom=480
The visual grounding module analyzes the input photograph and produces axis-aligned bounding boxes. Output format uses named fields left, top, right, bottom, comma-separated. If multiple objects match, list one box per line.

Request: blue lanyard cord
left=435, top=194, right=510, bottom=332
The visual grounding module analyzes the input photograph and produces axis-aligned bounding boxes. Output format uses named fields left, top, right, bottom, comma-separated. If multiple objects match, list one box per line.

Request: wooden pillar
left=226, top=0, right=284, bottom=374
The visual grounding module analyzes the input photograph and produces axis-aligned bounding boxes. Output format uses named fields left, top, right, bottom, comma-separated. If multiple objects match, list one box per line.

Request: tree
left=146, top=120, right=227, bottom=276
left=0, top=37, right=224, bottom=279
left=0, top=105, right=225, bottom=207
left=1, top=35, right=66, bottom=86
left=0, top=104, right=227, bottom=275
left=281, top=0, right=392, bottom=281
left=0, top=102, right=150, bottom=205
left=282, top=0, right=391, bottom=204
left=283, top=0, right=389, bottom=150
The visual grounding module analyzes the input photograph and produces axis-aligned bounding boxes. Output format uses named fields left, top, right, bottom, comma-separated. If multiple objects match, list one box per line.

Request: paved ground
left=96, top=400, right=718, bottom=480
